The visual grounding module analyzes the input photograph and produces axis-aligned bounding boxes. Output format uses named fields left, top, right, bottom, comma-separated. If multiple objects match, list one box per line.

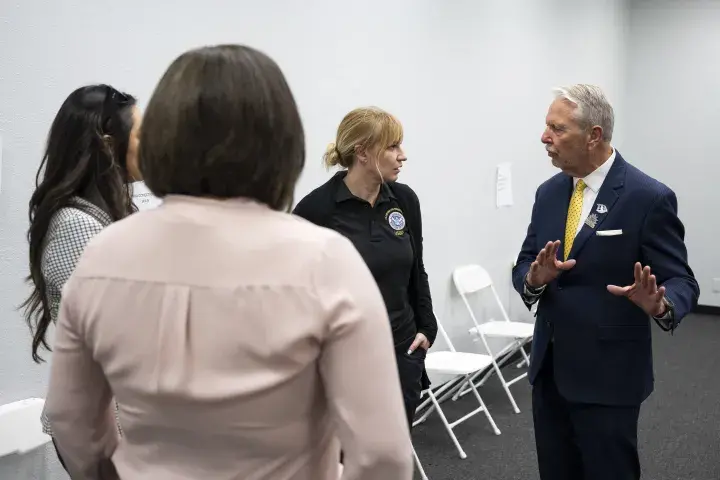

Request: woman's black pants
left=394, top=334, right=427, bottom=429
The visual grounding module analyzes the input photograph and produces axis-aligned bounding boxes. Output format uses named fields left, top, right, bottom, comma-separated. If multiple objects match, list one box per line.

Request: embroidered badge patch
left=385, top=208, right=406, bottom=235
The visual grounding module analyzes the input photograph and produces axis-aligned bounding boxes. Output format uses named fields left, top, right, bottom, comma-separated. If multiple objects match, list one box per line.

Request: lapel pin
left=596, top=204, right=608, bottom=214
left=585, top=213, right=598, bottom=229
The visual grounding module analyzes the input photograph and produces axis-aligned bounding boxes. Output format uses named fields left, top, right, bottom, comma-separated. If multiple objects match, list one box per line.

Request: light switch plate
left=713, top=278, right=720, bottom=293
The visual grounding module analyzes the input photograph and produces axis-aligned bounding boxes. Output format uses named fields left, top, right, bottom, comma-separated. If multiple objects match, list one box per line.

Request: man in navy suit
left=512, top=84, right=699, bottom=480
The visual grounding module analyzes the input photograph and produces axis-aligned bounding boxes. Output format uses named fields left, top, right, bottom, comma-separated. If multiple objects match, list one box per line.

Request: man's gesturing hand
left=526, top=240, right=577, bottom=288
left=607, top=262, right=667, bottom=317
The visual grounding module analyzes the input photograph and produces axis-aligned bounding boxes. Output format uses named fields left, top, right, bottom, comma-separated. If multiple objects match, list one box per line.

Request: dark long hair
left=21, top=84, right=137, bottom=363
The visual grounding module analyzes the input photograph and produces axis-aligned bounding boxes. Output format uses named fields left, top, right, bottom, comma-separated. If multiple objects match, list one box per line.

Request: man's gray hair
left=553, top=84, right=614, bottom=142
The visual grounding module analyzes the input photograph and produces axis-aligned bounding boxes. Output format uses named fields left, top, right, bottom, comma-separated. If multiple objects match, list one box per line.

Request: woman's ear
left=354, top=144, right=367, bottom=164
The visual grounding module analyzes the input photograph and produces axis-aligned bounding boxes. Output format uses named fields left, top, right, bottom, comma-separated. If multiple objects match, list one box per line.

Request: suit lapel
left=567, top=155, right=627, bottom=260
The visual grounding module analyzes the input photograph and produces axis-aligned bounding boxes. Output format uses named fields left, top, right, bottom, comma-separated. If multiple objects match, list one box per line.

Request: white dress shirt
left=572, top=149, right=616, bottom=235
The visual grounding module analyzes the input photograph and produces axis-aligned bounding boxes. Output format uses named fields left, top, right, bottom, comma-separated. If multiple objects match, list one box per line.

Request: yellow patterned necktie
left=564, top=179, right=587, bottom=260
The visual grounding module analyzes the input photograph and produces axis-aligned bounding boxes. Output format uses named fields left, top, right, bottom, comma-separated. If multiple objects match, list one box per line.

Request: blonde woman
left=293, top=107, right=438, bottom=429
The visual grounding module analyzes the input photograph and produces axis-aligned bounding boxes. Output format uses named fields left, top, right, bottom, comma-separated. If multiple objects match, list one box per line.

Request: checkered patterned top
left=38, top=197, right=121, bottom=437
left=42, top=198, right=112, bottom=323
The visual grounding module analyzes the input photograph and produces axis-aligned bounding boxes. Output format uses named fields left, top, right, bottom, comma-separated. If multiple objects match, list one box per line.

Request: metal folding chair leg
left=415, top=376, right=467, bottom=425
left=468, top=382, right=501, bottom=435
left=453, top=359, right=523, bottom=413
left=516, top=343, right=531, bottom=368
left=452, top=339, right=530, bottom=413
left=495, top=364, right=522, bottom=414
left=452, top=347, right=515, bottom=400
left=413, top=447, right=430, bottom=480
left=428, top=389, right=467, bottom=459
left=423, top=379, right=502, bottom=460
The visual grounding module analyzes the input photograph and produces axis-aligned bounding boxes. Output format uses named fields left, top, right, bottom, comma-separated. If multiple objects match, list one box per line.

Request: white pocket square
left=596, top=229, right=623, bottom=236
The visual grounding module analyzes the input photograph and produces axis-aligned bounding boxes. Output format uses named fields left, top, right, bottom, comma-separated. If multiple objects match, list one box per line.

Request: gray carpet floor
left=411, top=313, right=720, bottom=480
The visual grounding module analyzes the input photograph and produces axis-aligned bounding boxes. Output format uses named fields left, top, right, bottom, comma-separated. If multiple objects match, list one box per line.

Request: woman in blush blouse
left=44, top=44, right=413, bottom=480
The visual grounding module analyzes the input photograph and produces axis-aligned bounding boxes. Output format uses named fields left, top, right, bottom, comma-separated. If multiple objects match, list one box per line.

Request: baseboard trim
left=694, top=304, right=720, bottom=316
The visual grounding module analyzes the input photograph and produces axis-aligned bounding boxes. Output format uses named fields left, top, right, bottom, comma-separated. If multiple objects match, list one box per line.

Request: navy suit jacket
left=512, top=152, right=699, bottom=407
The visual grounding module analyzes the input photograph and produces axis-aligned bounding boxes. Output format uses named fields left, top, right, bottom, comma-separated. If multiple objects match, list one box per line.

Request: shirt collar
left=334, top=172, right=395, bottom=203
left=574, top=148, right=616, bottom=193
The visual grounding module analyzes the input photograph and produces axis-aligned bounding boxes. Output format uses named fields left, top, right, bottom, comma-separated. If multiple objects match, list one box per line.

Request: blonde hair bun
left=323, top=142, right=340, bottom=168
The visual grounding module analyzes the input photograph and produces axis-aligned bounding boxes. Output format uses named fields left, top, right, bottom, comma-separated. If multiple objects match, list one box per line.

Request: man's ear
left=588, top=126, right=603, bottom=149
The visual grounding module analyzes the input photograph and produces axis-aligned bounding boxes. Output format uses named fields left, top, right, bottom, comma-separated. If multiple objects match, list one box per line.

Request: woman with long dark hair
left=20, top=84, right=141, bottom=465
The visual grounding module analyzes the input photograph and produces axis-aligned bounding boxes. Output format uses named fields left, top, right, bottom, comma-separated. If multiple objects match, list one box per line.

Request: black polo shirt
left=327, top=180, right=417, bottom=345
left=294, top=171, right=438, bottom=348
left=294, top=171, right=438, bottom=392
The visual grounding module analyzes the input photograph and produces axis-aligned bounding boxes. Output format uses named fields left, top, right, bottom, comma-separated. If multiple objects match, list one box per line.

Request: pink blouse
left=45, top=195, right=413, bottom=480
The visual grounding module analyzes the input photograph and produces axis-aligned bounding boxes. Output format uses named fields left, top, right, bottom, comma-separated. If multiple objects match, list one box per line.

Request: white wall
left=0, top=1, right=626, bottom=477
left=624, top=0, right=720, bottom=307
left=396, top=0, right=628, bottom=356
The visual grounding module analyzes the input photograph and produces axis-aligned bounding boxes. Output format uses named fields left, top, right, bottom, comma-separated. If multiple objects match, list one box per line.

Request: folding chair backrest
left=453, top=264, right=512, bottom=324
left=452, top=264, right=493, bottom=294
left=433, top=310, right=457, bottom=353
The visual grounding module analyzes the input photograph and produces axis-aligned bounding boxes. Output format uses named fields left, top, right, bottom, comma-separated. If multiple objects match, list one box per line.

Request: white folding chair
left=451, top=264, right=534, bottom=414
left=412, top=313, right=501, bottom=459
left=0, top=398, right=51, bottom=458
